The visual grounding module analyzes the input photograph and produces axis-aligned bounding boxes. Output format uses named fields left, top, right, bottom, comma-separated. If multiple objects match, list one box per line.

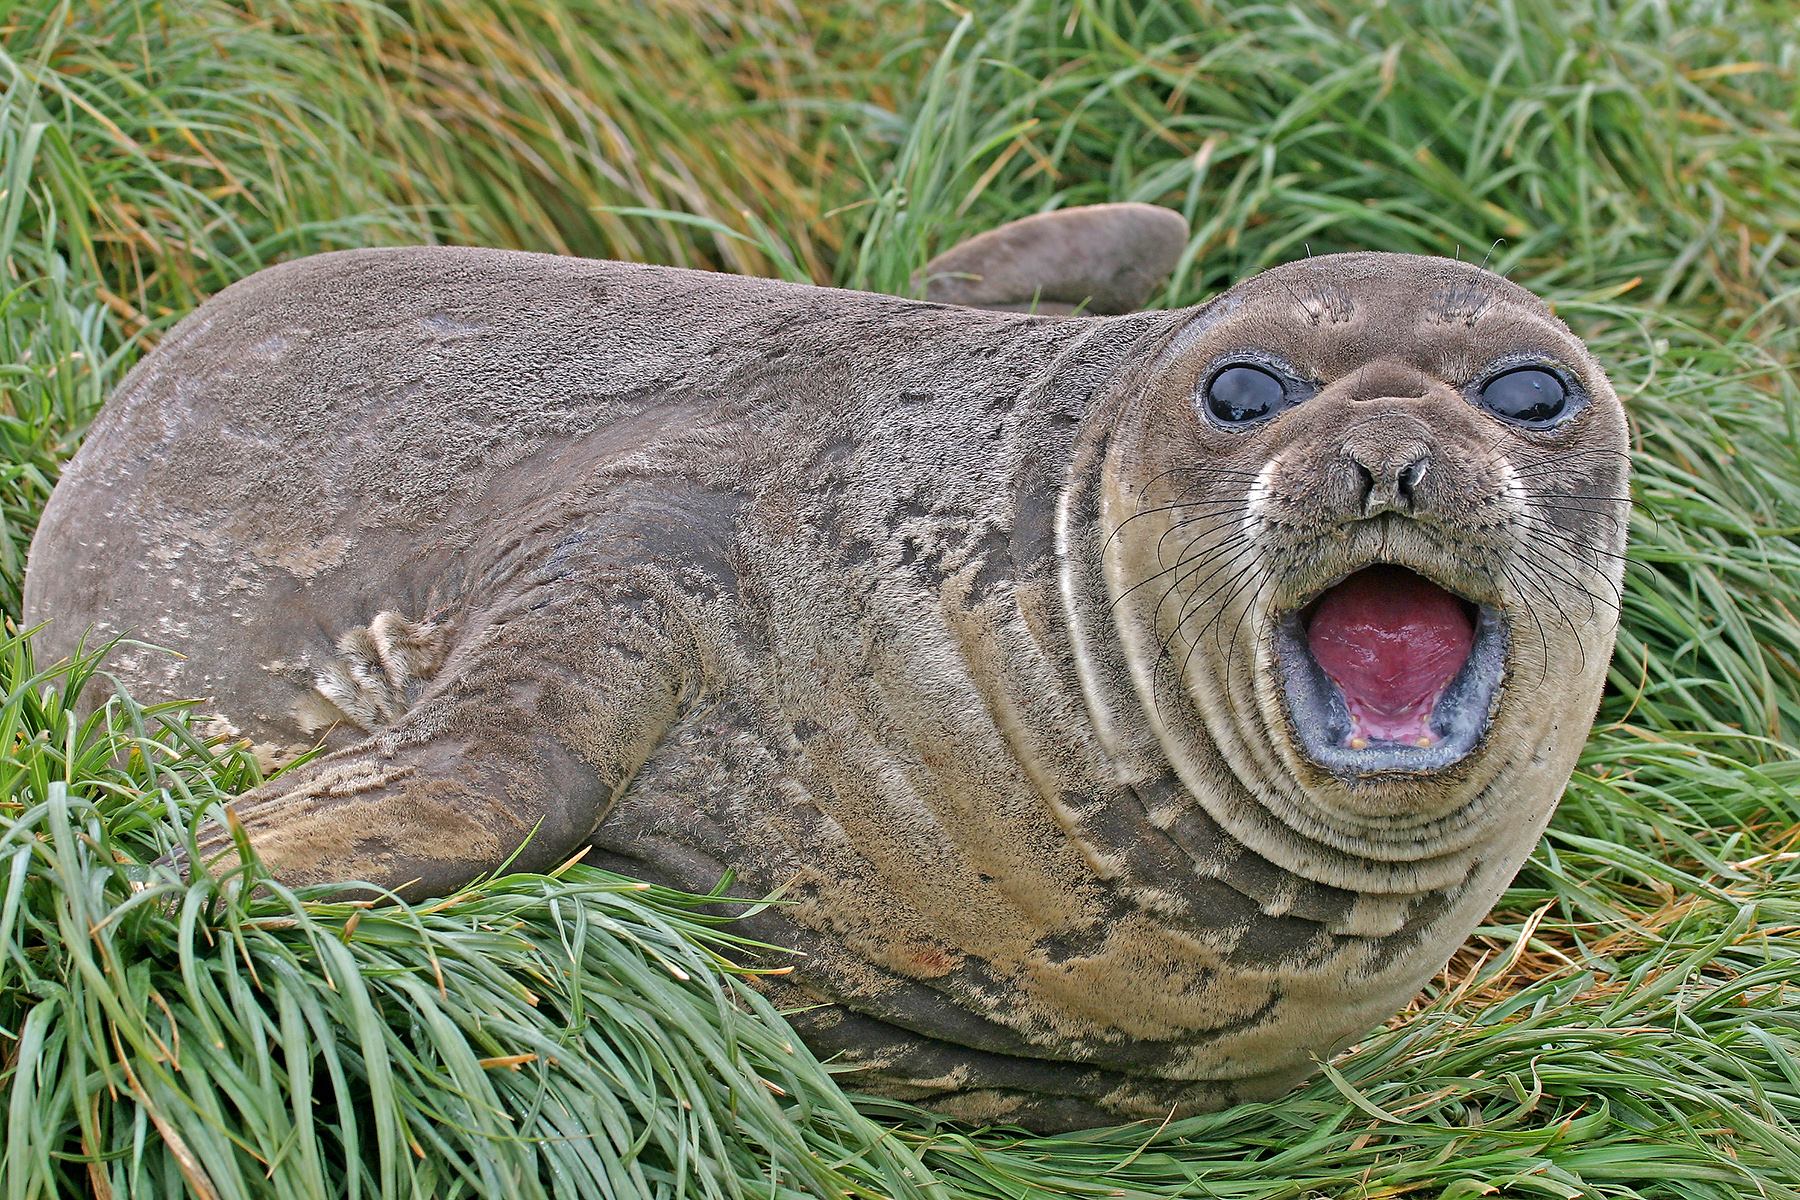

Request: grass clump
left=0, top=0, right=918, bottom=612
left=856, top=0, right=1800, bottom=317
left=4, top=0, right=1800, bottom=1197
left=286, top=0, right=922, bottom=280
left=0, top=636, right=939, bottom=1199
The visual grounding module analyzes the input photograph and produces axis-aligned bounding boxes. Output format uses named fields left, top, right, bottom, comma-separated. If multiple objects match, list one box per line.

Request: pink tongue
left=1306, top=565, right=1475, bottom=747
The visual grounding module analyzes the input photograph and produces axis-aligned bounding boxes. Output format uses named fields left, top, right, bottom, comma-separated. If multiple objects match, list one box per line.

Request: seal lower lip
left=1275, top=565, right=1507, bottom=777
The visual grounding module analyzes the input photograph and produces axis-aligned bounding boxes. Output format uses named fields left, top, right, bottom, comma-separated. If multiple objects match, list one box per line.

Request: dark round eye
left=1479, top=368, right=1568, bottom=424
left=1204, top=365, right=1286, bottom=424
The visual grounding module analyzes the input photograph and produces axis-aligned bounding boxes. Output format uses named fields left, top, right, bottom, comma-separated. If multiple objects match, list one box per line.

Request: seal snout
left=1341, top=431, right=1432, bottom=516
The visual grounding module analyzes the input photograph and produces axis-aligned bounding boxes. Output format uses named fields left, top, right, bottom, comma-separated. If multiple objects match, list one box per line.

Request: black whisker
left=1517, top=511, right=1633, bottom=567
left=1498, top=561, right=1557, bottom=687
left=1104, top=497, right=1250, bottom=557
left=1154, top=535, right=1259, bottom=630
left=1520, top=500, right=1631, bottom=532
left=1110, top=527, right=1255, bottom=618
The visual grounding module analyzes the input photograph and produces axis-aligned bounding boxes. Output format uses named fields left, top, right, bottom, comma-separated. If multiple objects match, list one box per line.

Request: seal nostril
left=1349, top=458, right=1377, bottom=510
left=1343, top=440, right=1431, bottom=516
left=1398, top=456, right=1429, bottom=505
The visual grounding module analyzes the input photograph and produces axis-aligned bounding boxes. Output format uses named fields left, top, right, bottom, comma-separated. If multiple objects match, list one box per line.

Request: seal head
left=1086, top=252, right=1627, bottom=898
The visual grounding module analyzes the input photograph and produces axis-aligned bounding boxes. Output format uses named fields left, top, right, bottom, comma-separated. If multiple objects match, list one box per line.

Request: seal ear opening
left=917, top=203, right=1189, bottom=315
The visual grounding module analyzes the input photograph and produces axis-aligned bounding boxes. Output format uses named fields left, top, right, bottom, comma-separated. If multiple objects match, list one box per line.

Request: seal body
left=23, top=246, right=1629, bottom=1130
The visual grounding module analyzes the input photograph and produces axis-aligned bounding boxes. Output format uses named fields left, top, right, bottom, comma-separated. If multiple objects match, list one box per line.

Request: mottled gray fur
left=24, top=246, right=1628, bottom=1130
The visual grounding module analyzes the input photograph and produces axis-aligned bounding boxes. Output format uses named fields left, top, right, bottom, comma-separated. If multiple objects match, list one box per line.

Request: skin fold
left=23, top=239, right=1629, bottom=1131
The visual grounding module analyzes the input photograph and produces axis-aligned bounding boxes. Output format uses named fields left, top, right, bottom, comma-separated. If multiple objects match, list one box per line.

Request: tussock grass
left=0, top=0, right=435, bottom=617
left=0, top=0, right=913, bottom=610
left=269, top=0, right=923, bottom=278
left=0, top=637, right=939, bottom=1199
left=4, top=0, right=1800, bottom=1197
left=860, top=0, right=1800, bottom=316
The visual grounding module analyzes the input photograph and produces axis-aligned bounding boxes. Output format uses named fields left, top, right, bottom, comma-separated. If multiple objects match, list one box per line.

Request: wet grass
left=3, top=0, right=1799, bottom=1196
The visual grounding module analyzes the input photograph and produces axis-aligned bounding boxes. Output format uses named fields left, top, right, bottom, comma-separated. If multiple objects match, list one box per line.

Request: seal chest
left=22, top=245, right=1629, bottom=1131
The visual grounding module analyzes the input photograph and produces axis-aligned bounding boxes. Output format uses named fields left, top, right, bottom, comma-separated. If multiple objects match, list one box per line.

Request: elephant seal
left=23, top=240, right=1629, bottom=1131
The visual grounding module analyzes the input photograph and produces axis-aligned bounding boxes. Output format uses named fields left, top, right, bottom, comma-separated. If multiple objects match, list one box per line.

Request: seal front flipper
left=299, top=609, right=453, bottom=735
left=188, top=712, right=598, bottom=901
left=188, top=556, right=700, bottom=901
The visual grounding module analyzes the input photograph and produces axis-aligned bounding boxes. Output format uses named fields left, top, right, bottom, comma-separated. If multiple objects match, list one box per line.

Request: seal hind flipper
left=920, top=202, right=1189, bottom=314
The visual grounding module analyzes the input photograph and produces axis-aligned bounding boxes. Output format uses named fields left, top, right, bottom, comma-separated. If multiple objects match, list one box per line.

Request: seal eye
left=1205, top=365, right=1286, bottom=424
left=1479, top=368, right=1568, bottom=424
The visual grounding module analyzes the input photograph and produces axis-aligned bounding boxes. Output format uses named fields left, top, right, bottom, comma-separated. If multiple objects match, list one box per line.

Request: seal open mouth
left=1275, top=565, right=1507, bottom=777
